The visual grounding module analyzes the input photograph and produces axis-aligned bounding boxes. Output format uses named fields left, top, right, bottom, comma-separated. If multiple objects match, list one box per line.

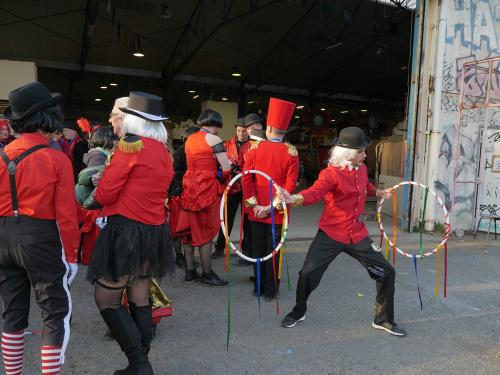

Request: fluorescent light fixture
left=188, top=90, right=196, bottom=93
left=331, top=119, right=336, bottom=122
left=222, top=97, right=228, bottom=101
left=100, top=86, right=108, bottom=89
left=341, top=110, right=349, bottom=114
left=361, top=109, right=368, bottom=112
left=109, top=82, right=118, bottom=86
left=320, top=108, right=326, bottom=111
left=94, top=98, right=102, bottom=102
left=295, top=115, right=300, bottom=119
left=247, top=100, right=254, bottom=104
left=296, top=105, right=304, bottom=109
left=193, top=94, right=199, bottom=99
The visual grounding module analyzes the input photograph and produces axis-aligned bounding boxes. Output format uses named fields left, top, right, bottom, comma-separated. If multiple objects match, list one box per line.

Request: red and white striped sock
left=1, top=331, right=24, bottom=375
left=41, top=346, right=62, bottom=374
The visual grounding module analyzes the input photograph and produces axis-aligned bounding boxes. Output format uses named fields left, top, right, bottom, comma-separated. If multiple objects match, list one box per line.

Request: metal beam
left=162, top=0, right=279, bottom=86
left=0, top=9, right=85, bottom=26
left=78, top=0, right=100, bottom=73
left=243, top=0, right=321, bottom=81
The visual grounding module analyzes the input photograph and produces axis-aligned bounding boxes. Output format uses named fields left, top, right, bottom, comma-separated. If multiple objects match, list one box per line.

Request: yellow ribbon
left=434, top=244, right=441, bottom=297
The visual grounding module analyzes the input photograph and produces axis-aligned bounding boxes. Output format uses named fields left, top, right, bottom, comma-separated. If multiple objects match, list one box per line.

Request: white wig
left=120, top=114, right=168, bottom=144
left=328, top=146, right=360, bottom=168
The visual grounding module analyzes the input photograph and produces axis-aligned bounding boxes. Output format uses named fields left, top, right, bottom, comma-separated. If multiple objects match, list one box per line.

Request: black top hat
left=120, top=91, right=169, bottom=122
left=333, top=127, right=372, bottom=149
left=243, top=113, right=263, bottom=127
left=4, top=81, right=61, bottom=121
left=234, top=117, right=245, bottom=127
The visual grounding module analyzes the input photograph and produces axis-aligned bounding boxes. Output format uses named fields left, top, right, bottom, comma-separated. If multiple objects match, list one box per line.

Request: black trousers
left=292, top=230, right=395, bottom=324
left=0, top=216, right=71, bottom=347
left=215, top=192, right=250, bottom=255
left=251, top=221, right=282, bottom=297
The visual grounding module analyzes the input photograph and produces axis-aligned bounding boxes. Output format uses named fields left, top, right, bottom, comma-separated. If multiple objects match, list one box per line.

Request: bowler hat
left=334, top=127, right=372, bottom=149
left=120, top=91, right=169, bottom=122
left=234, top=117, right=245, bottom=127
left=4, top=81, right=61, bottom=121
left=243, top=113, right=263, bottom=127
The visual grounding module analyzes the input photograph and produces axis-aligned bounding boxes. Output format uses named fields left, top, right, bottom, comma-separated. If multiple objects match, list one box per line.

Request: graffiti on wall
left=435, top=0, right=500, bottom=232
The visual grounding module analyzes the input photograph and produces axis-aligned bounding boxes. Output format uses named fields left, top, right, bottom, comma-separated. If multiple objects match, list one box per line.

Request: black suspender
left=0, top=144, right=48, bottom=217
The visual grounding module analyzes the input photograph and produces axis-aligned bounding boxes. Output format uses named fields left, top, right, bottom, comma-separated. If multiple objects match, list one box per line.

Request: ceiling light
left=247, top=100, right=254, bottom=104
left=133, top=35, right=144, bottom=57
left=331, top=119, right=336, bottom=122
left=222, top=97, right=228, bottom=101
left=193, top=94, right=199, bottom=99
left=341, top=110, right=349, bottom=114
left=297, top=105, right=304, bottom=109
left=320, top=107, right=326, bottom=111
left=100, top=86, right=108, bottom=90
left=361, top=109, right=368, bottom=112
left=188, top=90, right=196, bottom=93
left=94, top=98, right=102, bottom=102
left=401, top=66, right=408, bottom=71
left=294, top=115, right=300, bottom=119
left=109, top=82, right=118, bottom=86
left=231, top=66, right=242, bottom=77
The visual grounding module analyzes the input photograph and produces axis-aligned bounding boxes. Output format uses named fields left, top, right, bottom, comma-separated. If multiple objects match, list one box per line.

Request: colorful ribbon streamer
left=419, top=187, right=429, bottom=259
left=412, top=255, right=423, bottom=310
left=444, top=242, right=448, bottom=299
left=434, top=244, right=441, bottom=297
left=269, top=179, right=280, bottom=314
left=385, top=237, right=390, bottom=261
left=224, top=193, right=229, bottom=272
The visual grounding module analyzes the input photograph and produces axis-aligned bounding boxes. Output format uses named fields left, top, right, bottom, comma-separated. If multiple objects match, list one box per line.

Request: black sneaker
left=371, top=322, right=406, bottom=337
left=201, top=271, right=228, bottom=287
left=184, top=269, right=201, bottom=283
left=281, top=312, right=305, bottom=328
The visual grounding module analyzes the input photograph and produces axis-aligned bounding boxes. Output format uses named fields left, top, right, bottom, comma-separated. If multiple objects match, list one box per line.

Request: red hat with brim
left=266, top=98, right=296, bottom=131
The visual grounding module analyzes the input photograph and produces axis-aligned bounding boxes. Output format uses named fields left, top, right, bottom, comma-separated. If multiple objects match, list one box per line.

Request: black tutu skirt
left=87, top=215, right=175, bottom=283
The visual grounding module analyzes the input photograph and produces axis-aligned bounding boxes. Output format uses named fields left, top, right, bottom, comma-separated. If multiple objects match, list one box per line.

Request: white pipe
left=424, top=0, right=447, bottom=231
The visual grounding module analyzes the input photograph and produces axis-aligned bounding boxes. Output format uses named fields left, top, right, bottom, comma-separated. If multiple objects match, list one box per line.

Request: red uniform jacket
left=242, top=140, right=299, bottom=224
left=225, top=136, right=250, bottom=194
left=299, top=164, right=377, bottom=244
left=95, top=137, right=173, bottom=225
left=0, top=133, right=80, bottom=263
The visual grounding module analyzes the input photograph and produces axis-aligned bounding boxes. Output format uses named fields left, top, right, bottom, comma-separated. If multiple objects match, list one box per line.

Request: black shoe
left=175, top=254, right=187, bottom=270
left=212, top=249, right=225, bottom=259
left=201, top=271, right=228, bottom=287
left=184, top=269, right=201, bottom=283
left=281, top=312, right=305, bottom=328
left=264, top=293, right=276, bottom=302
left=237, top=259, right=252, bottom=267
left=371, top=321, right=406, bottom=337
left=100, top=307, right=154, bottom=375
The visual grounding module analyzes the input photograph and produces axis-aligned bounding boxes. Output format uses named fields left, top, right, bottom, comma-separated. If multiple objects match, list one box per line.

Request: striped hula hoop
left=376, top=181, right=451, bottom=259
left=219, top=169, right=288, bottom=263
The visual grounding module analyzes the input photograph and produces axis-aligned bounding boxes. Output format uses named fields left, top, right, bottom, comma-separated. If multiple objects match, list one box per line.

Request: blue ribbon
left=256, top=258, right=261, bottom=320
left=413, top=255, right=423, bottom=310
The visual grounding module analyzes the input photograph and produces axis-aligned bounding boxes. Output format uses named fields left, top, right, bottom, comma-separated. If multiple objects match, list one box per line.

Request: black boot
left=129, top=302, right=153, bottom=354
left=100, top=307, right=154, bottom=375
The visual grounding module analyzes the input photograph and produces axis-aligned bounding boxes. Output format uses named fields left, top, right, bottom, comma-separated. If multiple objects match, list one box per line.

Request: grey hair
left=120, top=114, right=168, bottom=144
left=328, top=146, right=360, bottom=168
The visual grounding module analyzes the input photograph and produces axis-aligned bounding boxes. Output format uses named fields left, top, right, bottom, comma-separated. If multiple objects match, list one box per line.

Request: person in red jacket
left=0, top=119, right=16, bottom=148
left=243, top=98, right=299, bottom=301
left=87, top=92, right=175, bottom=375
left=176, top=109, right=231, bottom=286
left=212, top=117, right=251, bottom=263
left=279, top=127, right=406, bottom=337
left=0, top=82, right=80, bottom=375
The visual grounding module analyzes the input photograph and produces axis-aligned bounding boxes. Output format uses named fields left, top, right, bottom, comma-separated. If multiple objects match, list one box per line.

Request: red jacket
left=242, top=140, right=299, bottom=224
left=95, top=137, right=173, bottom=225
left=225, top=137, right=250, bottom=194
left=299, top=164, right=377, bottom=244
left=0, top=133, right=80, bottom=262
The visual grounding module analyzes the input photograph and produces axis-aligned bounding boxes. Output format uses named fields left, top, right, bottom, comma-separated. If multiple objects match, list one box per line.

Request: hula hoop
left=377, top=181, right=451, bottom=259
left=219, top=169, right=288, bottom=263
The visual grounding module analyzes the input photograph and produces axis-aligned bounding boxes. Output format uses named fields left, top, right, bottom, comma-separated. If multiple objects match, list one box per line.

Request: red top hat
left=266, top=98, right=296, bottom=131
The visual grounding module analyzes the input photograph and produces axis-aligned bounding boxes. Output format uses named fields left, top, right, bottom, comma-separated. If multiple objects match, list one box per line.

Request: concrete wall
left=0, top=60, right=37, bottom=100
left=417, top=0, right=500, bottom=234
